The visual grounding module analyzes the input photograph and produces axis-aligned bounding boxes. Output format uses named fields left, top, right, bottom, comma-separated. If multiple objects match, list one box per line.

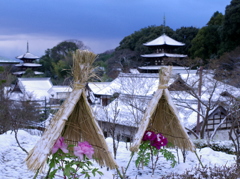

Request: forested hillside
left=96, top=0, right=240, bottom=82
left=37, top=0, right=240, bottom=85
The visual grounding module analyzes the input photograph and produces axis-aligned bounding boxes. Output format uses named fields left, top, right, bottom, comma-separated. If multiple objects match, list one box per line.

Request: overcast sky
left=0, top=0, right=231, bottom=59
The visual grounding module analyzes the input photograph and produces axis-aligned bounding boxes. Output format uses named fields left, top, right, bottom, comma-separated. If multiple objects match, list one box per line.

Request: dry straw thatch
left=130, top=66, right=195, bottom=152
left=26, top=50, right=117, bottom=172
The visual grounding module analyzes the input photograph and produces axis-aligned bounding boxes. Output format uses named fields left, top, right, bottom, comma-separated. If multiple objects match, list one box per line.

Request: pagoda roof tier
left=137, top=66, right=197, bottom=74
left=16, top=52, right=39, bottom=59
left=141, top=53, right=187, bottom=58
left=13, top=71, right=44, bottom=75
left=15, top=63, right=42, bottom=67
left=34, top=71, right=44, bottom=75
left=143, top=33, right=185, bottom=47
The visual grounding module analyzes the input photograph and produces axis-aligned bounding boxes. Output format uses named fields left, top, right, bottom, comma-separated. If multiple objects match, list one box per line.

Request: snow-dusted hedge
left=193, top=139, right=236, bottom=154
left=162, top=164, right=240, bottom=179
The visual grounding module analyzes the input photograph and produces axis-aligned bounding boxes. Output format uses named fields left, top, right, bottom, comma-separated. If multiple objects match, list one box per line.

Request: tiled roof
left=141, top=53, right=187, bottom=58
left=143, top=33, right=185, bottom=46
left=16, top=52, right=39, bottom=59
left=15, top=63, right=42, bottom=67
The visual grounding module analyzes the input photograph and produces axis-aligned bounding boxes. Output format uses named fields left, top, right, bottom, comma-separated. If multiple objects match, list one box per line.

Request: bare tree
left=98, top=98, right=120, bottom=159
left=106, top=49, right=140, bottom=79
left=172, top=69, right=236, bottom=140
left=93, top=73, right=157, bottom=157
left=228, top=98, right=240, bottom=167
left=214, top=46, right=240, bottom=88
left=117, top=73, right=157, bottom=127
left=0, top=66, right=15, bottom=134
left=67, top=39, right=90, bottom=51
left=0, top=66, right=44, bottom=134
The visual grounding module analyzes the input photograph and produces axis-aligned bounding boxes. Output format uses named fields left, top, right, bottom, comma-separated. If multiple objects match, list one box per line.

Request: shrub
left=161, top=164, right=240, bottom=179
left=193, top=139, right=235, bottom=154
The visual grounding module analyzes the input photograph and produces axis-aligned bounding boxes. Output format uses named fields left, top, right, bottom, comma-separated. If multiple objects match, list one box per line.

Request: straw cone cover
left=130, top=66, right=195, bottom=152
left=25, top=50, right=117, bottom=171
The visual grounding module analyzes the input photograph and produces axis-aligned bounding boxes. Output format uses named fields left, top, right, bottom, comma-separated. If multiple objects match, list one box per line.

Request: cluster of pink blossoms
left=142, top=131, right=168, bottom=149
left=52, top=137, right=69, bottom=154
left=52, top=137, right=94, bottom=160
left=73, top=141, right=94, bottom=160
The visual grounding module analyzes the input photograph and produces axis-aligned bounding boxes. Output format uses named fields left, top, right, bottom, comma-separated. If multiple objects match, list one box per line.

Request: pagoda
left=138, top=33, right=187, bottom=73
left=13, top=43, right=43, bottom=76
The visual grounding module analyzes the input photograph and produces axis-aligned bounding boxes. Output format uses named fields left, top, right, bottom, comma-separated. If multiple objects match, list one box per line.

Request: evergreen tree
left=117, top=25, right=175, bottom=54
left=189, top=11, right=223, bottom=62
left=173, top=26, right=199, bottom=56
left=39, top=40, right=86, bottom=84
left=220, top=0, right=240, bottom=53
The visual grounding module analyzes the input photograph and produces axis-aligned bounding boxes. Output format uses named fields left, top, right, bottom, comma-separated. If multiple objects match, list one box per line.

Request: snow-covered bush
left=162, top=164, right=240, bottom=179
left=193, top=139, right=235, bottom=154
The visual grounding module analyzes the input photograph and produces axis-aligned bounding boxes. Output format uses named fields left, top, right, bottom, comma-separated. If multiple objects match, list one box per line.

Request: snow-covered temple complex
left=89, top=71, right=240, bottom=141
left=138, top=33, right=187, bottom=73
left=13, top=43, right=43, bottom=76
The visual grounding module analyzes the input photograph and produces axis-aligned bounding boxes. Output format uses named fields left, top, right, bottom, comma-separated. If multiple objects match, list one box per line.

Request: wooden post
left=44, top=97, right=47, bottom=120
left=196, top=66, right=203, bottom=137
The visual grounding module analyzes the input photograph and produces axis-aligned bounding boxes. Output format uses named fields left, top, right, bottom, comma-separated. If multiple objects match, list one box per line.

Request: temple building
left=138, top=33, right=187, bottom=73
left=13, top=43, right=43, bottom=76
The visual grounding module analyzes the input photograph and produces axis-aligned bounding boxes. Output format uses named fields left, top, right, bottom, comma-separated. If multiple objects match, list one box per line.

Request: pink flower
left=74, top=141, right=94, bottom=160
left=52, top=137, right=69, bottom=154
left=142, top=131, right=157, bottom=141
left=74, top=146, right=84, bottom=160
left=151, top=133, right=168, bottom=149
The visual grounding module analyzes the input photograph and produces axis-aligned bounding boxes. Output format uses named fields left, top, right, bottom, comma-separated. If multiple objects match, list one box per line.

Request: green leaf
left=49, top=159, right=56, bottom=168
left=63, top=164, right=74, bottom=177
left=48, top=169, right=58, bottom=179
left=92, top=168, right=98, bottom=176
left=84, top=172, right=90, bottom=178
left=97, top=171, right=104, bottom=176
left=160, top=148, right=177, bottom=167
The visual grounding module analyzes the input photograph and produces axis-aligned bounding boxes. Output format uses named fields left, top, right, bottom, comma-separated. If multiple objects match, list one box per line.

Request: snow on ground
left=0, top=130, right=236, bottom=179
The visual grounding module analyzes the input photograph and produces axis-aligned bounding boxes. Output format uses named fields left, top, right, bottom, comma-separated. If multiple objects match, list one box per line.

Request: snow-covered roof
left=138, top=66, right=197, bottom=75
left=178, top=73, right=240, bottom=101
left=15, top=63, right=42, bottom=67
left=178, top=104, right=198, bottom=129
left=92, top=70, right=240, bottom=102
left=11, top=78, right=53, bottom=101
left=95, top=73, right=159, bottom=96
left=0, top=56, right=22, bottom=64
left=12, top=71, right=26, bottom=75
left=93, top=93, right=197, bottom=129
left=16, top=52, right=39, bottom=59
left=94, top=94, right=152, bottom=127
left=12, top=71, right=44, bottom=75
left=91, top=70, right=240, bottom=129
left=88, top=82, right=111, bottom=94
left=141, top=53, right=187, bottom=58
left=18, top=77, right=52, bottom=90
left=129, top=69, right=140, bottom=74
left=34, top=71, right=44, bottom=75
left=48, top=86, right=72, bottom=93
left=143, top=33, right=185, bottom=47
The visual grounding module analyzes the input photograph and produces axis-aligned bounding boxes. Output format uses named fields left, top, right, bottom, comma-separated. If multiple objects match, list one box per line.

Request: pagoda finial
left=27, top=41, right=29, bottom=53
left=163, top=14, right=166, bottom=34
